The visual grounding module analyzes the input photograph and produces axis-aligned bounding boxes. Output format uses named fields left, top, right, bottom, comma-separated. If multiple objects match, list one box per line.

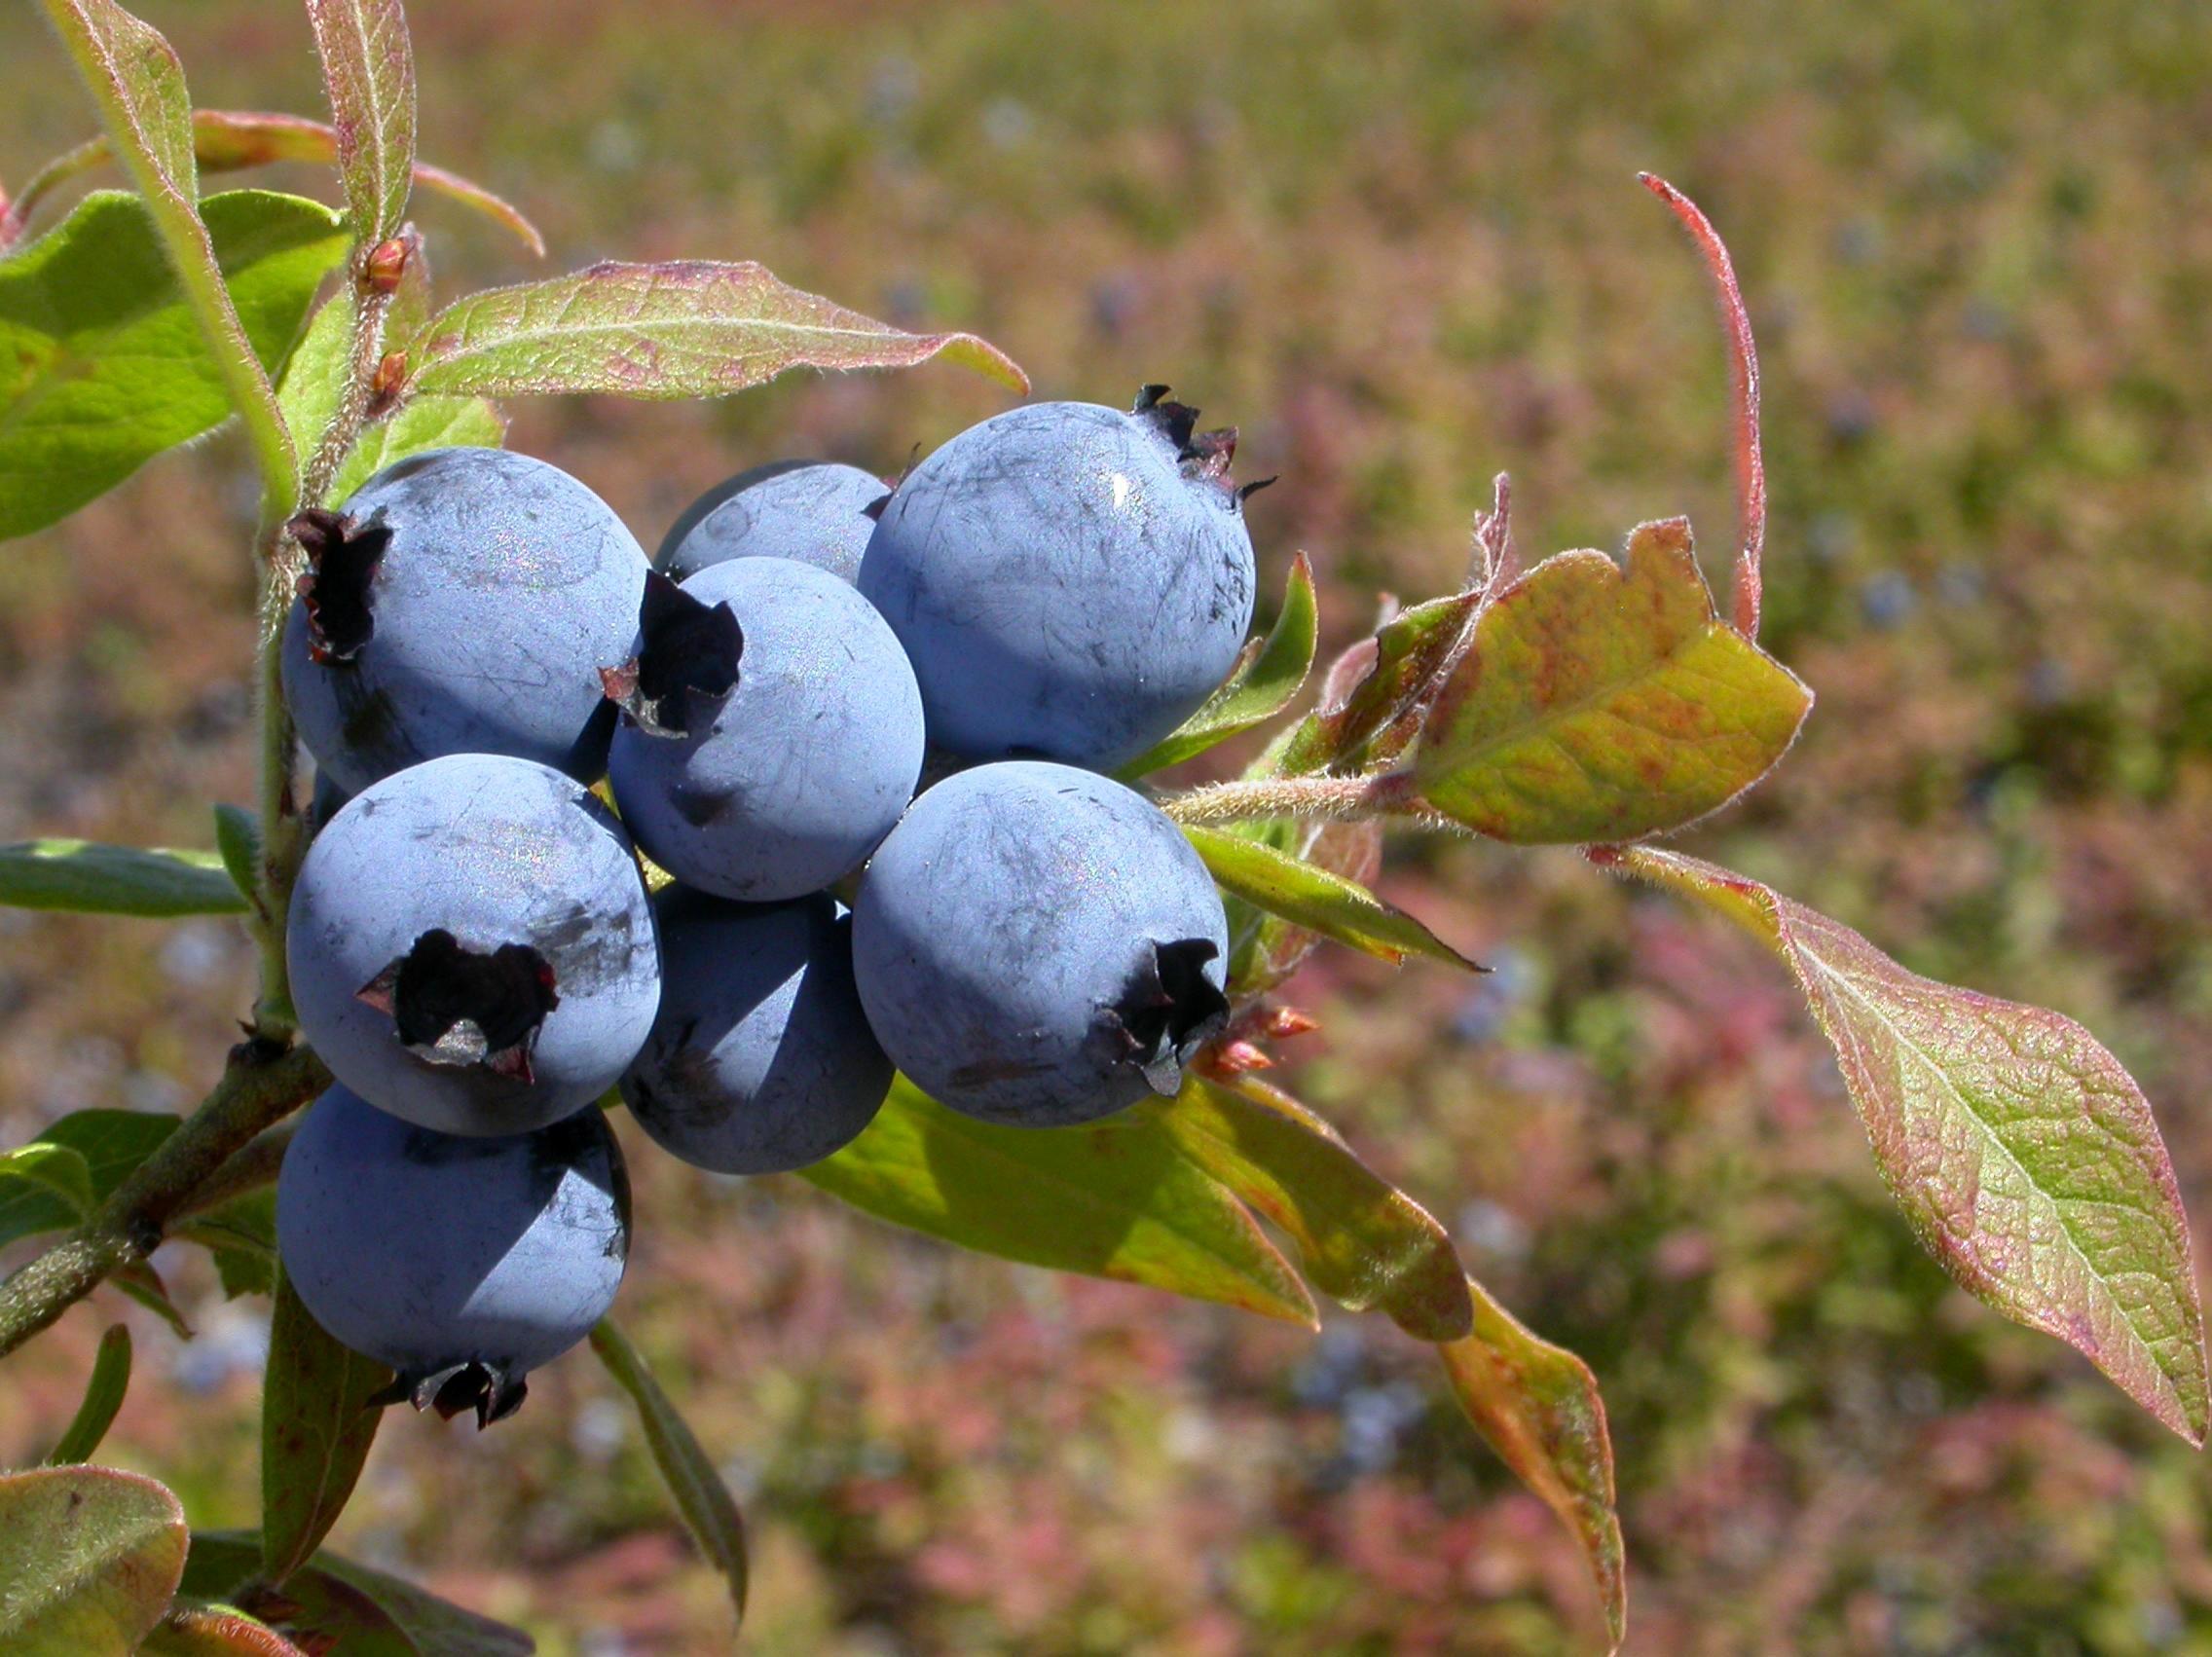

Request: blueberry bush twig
left=0, top=2, right=2200, bottom=1652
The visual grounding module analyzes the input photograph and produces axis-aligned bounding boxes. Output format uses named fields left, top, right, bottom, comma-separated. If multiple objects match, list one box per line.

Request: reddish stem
left=1640, top=172, right=1765, bottom=640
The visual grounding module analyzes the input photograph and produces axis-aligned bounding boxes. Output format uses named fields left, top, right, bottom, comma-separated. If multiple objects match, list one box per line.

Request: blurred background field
left=4, top=0, right=2212, bottom=1650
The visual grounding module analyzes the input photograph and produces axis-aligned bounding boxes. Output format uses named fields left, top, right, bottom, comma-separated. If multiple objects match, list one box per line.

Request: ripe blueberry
left=851, top=760, right=1231, bottom=1125
left=606, top=558, right=924, bottom=902
left=856, top=388, right=1263, bottom=769
left=287, top=754, right=661, bottom=1136
left=658, top=460, right=890, bottom=584
left=276, top=1084, right=630, bottom=1424
left=619, top=888, right=891, bottom=1173
left=281, top=447, right=650, bottom=793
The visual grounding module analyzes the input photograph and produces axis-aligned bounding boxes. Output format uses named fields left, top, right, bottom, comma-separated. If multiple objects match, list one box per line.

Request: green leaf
left=1410, top=519, right=1813, bottom=842
left=1222, top=818, right=1383, bottom=998
left=0, top=840, right=247, bottom=917
left=802, top=1079, right=1316, bottom=1326
left=181, top=1533, right=533, bottom=1656
left=0, top=1141, right=94, bottom=1216
left=1608, top=844, right=2211, bottom=1446
left=0, top=1109, right=179, bottom=1249
left=1182, top=820, right=1476, bottom=972
left=275, top=294, right=350, bottom=480
left=0, top=1464, right=188, bottom=1655
left=46, top=1324, right=132, bottom=1465
left=403, top=261, right=1029, bottom=400
left=141, top=1602, right=308, bottom=1655
left=211, top=806, right=262, bottom=910
left=1161, top=1078, right=1474, bottom=1340
left=1121, top=554, right=1319, bottom=776
left=0, top=189, right=348, bottom=539
left=329, top=393, right=505, bottom=507
left=260, top=1270, right=391, bottom=1587
left=305, top=0, right=417, bottom=245
left=1438, top=1278, right=1625, bottom=1653
left=1272, top=589, right=1479, bottom=777
left=35, top=1, right=306, bottom=512
left=175, top=1188, right=277, bottom=1300
left=588, top=1321, right=747, bottom=1629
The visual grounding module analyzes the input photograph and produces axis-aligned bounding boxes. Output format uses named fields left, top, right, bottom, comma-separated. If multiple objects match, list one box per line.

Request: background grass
left=4, top=1, right=2212, bottom=1650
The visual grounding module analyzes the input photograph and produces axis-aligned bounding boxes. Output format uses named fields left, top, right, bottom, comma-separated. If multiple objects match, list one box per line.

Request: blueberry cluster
left=274, top=390, right=1262, bottom=1419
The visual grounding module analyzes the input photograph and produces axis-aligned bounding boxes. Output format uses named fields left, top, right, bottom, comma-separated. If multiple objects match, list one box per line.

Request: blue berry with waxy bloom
left=281, top=447, right=650, bottom=793
left=851, top=759, right=1231, bottom=1126
left=287, top=753, right=661, bottom=1137
left=856, top=387, right=1267, bottom=770
left=606, top=558, right=925, bottom=902
left=276, top=1084, right=630, bottom=1425
left=620, top=888, right=891, bottom=1174
left=658, top=460, right=890, bottom=584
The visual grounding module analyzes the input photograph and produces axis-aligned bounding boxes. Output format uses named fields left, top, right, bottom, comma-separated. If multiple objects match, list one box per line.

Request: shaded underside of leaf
left=1160, top=1077, right=1474, bottom=1340
left=1608, top=843, right=2210, bottom=1446
left=801, top=1079, right=1316, bottom=1327
left=260, top=1271, right=391, bottom=1586
left=47, top=1324, right=133, bottom=1466
left=0, top=839, right=247, bottom=916
left=1411, top=519, right=1812, bottom=843
left=1272, top=588, right=1480, bottom=777
left=1438, top=1278, right=1625, bottom=1652
left=181, top=1531, right=535, bottom=1656
left=403, top=260, right=1028, bottom=400
left=0, top=1464, right=188, bottom=1654
left=588, top=1321, right=747, bottom=1627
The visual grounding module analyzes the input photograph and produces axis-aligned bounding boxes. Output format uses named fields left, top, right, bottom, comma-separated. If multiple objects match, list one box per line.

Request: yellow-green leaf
left=1411, top=519, right=1812, bottom=842
left=1606, top=844, right=2210, bottom=1446
left=1183, top=821, right=1476, bottom=972
left=802, top=1079, right=1316, bottom=1326
left=0, top=1465, right=188, bottom=1655
left=1160, top=1077, right=1474, bottom=1340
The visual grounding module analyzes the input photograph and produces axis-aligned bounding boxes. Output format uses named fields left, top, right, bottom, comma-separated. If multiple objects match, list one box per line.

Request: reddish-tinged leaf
left=0, top=1464, right=188, bottom=1654
left=403, top=261, right=1028, bottom=401
left=142, top=1603, right=310, bottom=1655
left=36, top=0, right=195, bottom=197
left=1438, top=1280, right=1625, bottom=1652
left=1272, top=589, right=1479, bottom=777
left=2, top=113, right=544, bottom=258
left=1410, top=519, right=1812, bottom=843
left=1161, top=1077, right=1474, bottom=1340
left=261, top=1271, right=391, bottom=1586
left=305, top=1, right=415, bottom=244
left=588, top=1322, right=747, bottom=1629
left=802, top=1079, right=1316, bottom=1327
left=1182, top=822, right=1476, bottom=973
left=1603, top=844, right=2211, bottom=1445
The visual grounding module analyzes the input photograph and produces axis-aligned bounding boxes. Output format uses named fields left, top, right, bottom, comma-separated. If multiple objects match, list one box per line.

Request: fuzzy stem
left=1161, top=770, right=1438, bottom=828
left=0, top=1045, right=329, bottom=1361
left=301, top=279, right=395, bottom=511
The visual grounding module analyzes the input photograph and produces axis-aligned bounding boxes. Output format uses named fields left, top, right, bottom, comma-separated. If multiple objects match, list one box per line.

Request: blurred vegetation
left=4, top=0, right=2212, bottom=1650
